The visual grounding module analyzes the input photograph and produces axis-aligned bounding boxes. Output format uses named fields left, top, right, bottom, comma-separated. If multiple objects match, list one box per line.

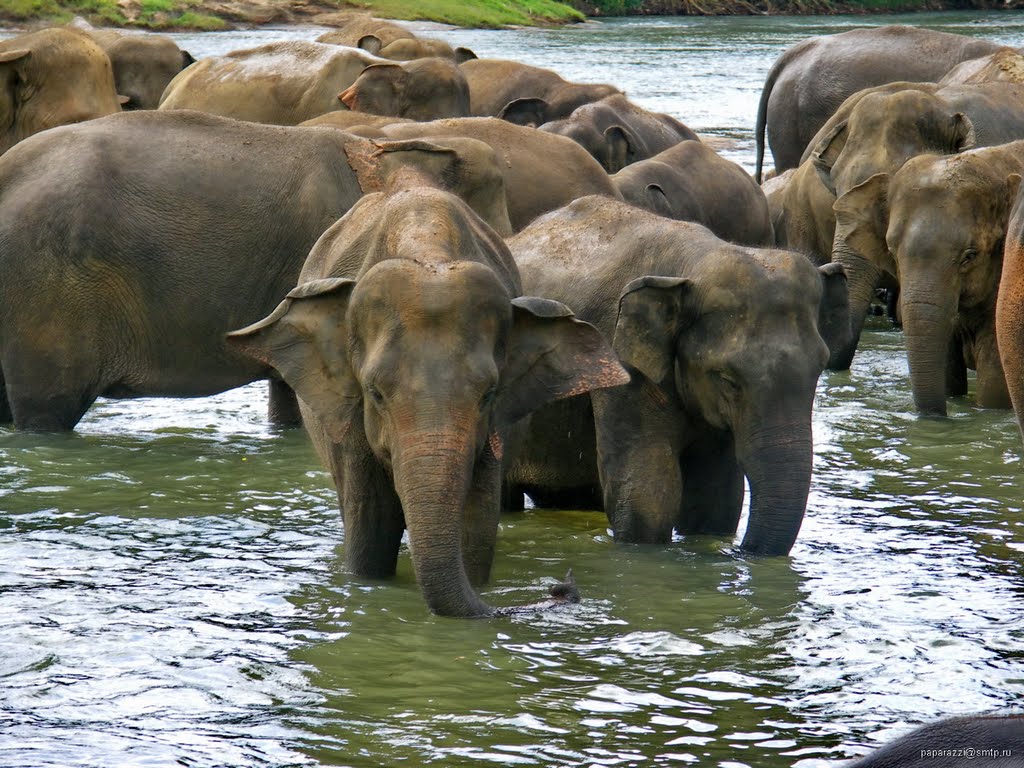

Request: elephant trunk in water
left=901, top=286, right=958, bottom=416
left=392, top=424, right=493, bottom=618
left=736, top=405, right=814, bottom=556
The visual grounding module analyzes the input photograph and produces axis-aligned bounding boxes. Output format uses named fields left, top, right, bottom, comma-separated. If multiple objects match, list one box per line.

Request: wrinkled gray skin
left=754, top=25, right=1007, bottom=182
left=228, top=187, right=627, bottom=617
left=814, top=82, right=1024, bottom=370
left=303, top=114, right=622, bottom=232
left=80, top=28, right=194, bottom=110
left=613, top=140, right=772, bottom=246
left=159, top=42, right=465, bottom=125
left=338, top=57, right=470, bottom=119
left=540, top=94, right=699, bottom=173
left=0, top=28, right=123, bottom=156
left=834, top=143, right=1024, bottom=415
left=0, top=110, right=516, bottom=431
left=844, top=714, right=1024, bottom=768
left=507, top=197, right=842, bottom=556
left=459, top=58, right=620, bottom=124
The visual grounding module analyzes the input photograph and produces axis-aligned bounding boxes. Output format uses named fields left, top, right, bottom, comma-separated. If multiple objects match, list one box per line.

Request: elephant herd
left=0, top=16, right=1022, bottom=632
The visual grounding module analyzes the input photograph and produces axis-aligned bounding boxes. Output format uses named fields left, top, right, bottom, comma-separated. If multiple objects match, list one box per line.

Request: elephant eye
left=712, top=371, right=741, bottom=396
left=480, top=385, right=498, bottom=408
left=960, top=248, right=978, bottom=267
left=367, top=385, right=385, bottom=407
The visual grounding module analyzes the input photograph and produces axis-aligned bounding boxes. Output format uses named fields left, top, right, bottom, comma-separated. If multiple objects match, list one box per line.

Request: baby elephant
left=228, top=186, right=627, bottom=618
left=845, top=713, right=1023, bottom=767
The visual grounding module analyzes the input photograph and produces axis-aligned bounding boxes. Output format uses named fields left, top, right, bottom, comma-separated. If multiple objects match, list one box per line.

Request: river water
left=1, top=11, right=1023, bottom=768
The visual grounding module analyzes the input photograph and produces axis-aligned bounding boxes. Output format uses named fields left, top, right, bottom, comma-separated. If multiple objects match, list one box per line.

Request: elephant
left=539, top=94, right=699, bottom=173
left=0, top=110, right=516, bottom=431
left=226, top=186, right=628, bottom=617
left=337, top=56, right=470, bottom=120
left=844, top=713, right=1024, bottom=767
left=302, top=115, right=622, bottom=232
left=940, top=48, right=1024, bottom=86
left=506, top=197, right=845, bottom=556
left=75, top=27, right=195, bottom=110
left=815, top=82, right=1024, bottom=370
left=999, top=185, right=1024, bottom=444
left=459, top=58, right=620, bottom=124
left=835, top=141, right=1024, bottom=415
left=317, top=17, right=476, bottom=62
left=158, top=42, right=466, bottom=125
left=0, top=28, right=123, bottom=156
left=754, top=25, right=1008, bottom=182
left=612, top=139, right=772, bottom=246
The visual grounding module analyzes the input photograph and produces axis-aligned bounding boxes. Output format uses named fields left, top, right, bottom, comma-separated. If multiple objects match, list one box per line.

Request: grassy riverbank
left=0, top=0, right=1016, bottom=31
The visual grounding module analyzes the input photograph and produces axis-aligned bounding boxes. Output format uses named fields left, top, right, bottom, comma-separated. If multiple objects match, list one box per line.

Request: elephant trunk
left=831, top=241, right=883, bottom=371
left=737, top=410, right=813, bottom=556
left=901, top=286, right=957, bottom=416
left=394, top=427, right=492, bottom=618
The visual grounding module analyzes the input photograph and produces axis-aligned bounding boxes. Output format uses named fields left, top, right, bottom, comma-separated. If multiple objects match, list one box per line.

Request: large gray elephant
left=815, top=82, right=1024, bottom=369
left=302, top=114, right=622, bottom=231
left=159, top=41, right=466, bottom=124
left=507, top=197, right=844, bottom=556
left=459, top=58, right=620, bottom=124
left=539, top=94, right=699, bottom=173
left=998, top=185, right=1024, bottom=444
left=227, top=187, right=627, bottom=617
left=0, top=28, right=123, bottom=155
left=844, top=713, right=1023, bottom=767
left=834, top=142, right=1024, bottom=415
left=754, top=25, right=1007, bottom=182
left=76, top=27, right=194, bottom=110
left=0, top=110, right=514, bottom=431
left=614, top=140, right=772, bottom=246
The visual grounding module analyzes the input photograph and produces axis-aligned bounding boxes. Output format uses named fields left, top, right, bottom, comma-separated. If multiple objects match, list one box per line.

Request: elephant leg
left=267, top=379, right=302, bottom=428
left=337, top=441, right=405, bottom=579
left=0, top=367, right=10, bottom=424
left=974, top=327, right=1011, bottom=409
left=677, top=432, right=745, bottom=537
left=946, top=334, right=968, bottom=399
left=462, top=443, right=503, bottom=586
left=592, top=381, right=683, bottom=544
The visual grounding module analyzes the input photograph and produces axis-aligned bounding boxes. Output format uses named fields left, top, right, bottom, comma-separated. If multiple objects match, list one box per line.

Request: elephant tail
left=755, top=42, right=805, bottom=184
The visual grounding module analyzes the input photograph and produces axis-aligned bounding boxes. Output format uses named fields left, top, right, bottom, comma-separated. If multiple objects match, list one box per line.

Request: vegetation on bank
left=0, top=0, right=1016, bottom=31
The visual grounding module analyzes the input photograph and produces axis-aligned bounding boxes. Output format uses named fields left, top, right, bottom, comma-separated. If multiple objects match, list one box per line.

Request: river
left=1, top=11, right=1023, bottom=768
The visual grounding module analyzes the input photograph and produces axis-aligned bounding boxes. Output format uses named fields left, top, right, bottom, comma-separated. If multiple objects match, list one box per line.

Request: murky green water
left=2, top=12, right=1024, bottom=768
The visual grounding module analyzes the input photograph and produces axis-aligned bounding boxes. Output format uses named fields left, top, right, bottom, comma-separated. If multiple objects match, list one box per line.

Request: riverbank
left=1, top=0, right=1019, bottom=31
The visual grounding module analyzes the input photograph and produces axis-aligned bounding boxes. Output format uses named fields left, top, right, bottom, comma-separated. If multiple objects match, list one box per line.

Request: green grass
left=347, top=0, right=585, bottom=26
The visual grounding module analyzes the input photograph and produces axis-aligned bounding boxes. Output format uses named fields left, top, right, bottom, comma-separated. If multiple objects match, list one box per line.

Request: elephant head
left=836, top=152, right=1021, bottom=414
left=0, top=29, right=123, bottom=155
left=540, top=118, right=637, bottom=173
left=611, top=252, right=830, bottom=555
left=227, top=201, right=627, bottom=616
left=339, top=57, right=470, bottom=121
left=98, top=33, right=195, bottom=111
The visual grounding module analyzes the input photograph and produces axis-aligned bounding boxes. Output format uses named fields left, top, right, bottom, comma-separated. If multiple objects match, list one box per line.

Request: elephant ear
left=613, top=276, right=694, bottom=383
left=950, top=111, right=976, bottom=152
left=810, top=119, right=848, bottom=196
left=816, top=262, right=852, bottom=370
left=644, top=183, right=673, bottom=218
left=497, top=97, right=549, bottom=127
left=454, top=47, right=477, bottom=63
left=604, top=125, right=637, bottom=173
left=180, top=49, right=195, bottom=70
left=0, top=49, right=30, bottom=130
left=494, top=296, right=630, bottom=427
left=225, top=278, right=361, bottom=443
left=832, top=173, right=892, bottom=272
left=357, top=34, right=383, bottom=55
